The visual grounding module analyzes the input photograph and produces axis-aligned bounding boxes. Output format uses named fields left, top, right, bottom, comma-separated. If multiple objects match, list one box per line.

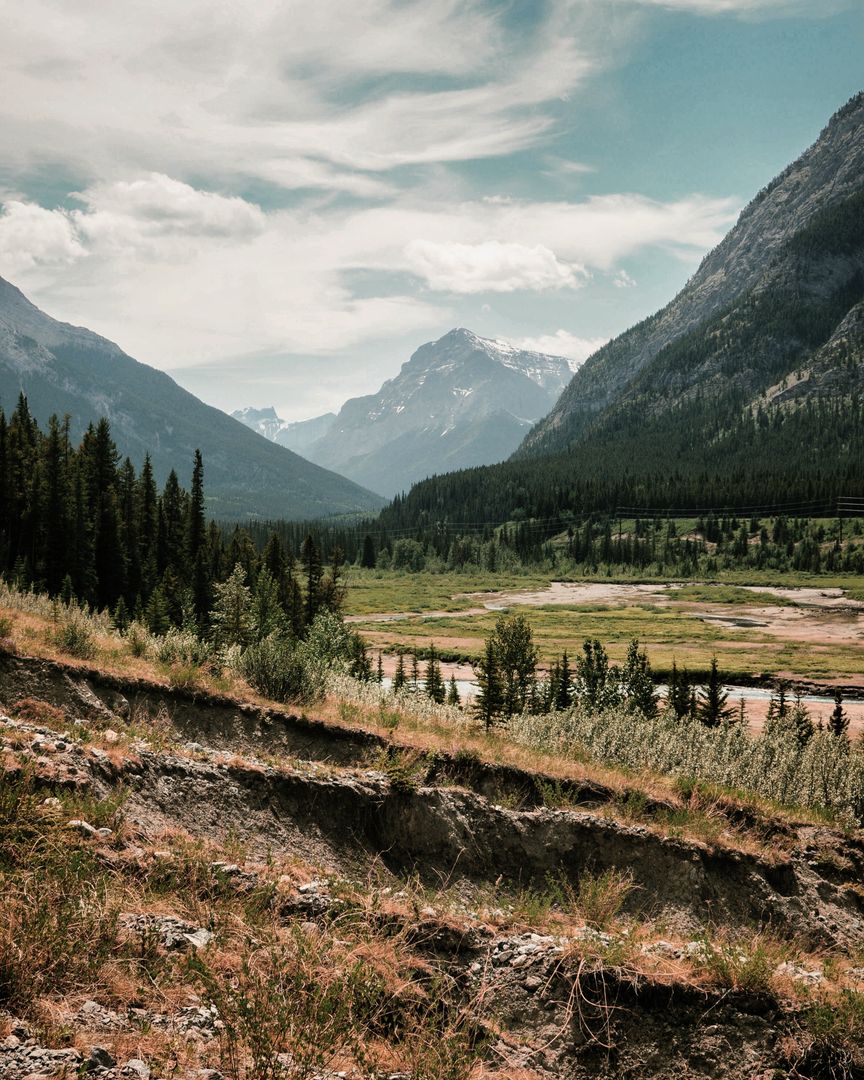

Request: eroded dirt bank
left=3, top=651, right=864, bottom=1077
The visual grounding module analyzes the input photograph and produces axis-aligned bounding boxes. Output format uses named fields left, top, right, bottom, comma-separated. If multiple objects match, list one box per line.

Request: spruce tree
left=555, top=650, right=573, bottom=710
left=424, top=643, right=446, bottom=704
left=474, top=637, right=503, bottom=729
left=830, top=689, right=849, bottom=739
left=697, top=657, right=732, bottom=727
left=300, top=534, right=323, bottom=627
left=210, top=563, right=255, bottom=648
left=446, top=675, right=461, bottom=707
left=392, top=652, right=407, bottom=692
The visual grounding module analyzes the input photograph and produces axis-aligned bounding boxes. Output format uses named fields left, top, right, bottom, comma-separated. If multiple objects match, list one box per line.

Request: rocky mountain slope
left=0, top=277, right=384, bottom=521
left=285, top=328, right=575, bottom=496
left=231, top=406, right=337, bottom=456
left=520, top=92, right=864, bottom=458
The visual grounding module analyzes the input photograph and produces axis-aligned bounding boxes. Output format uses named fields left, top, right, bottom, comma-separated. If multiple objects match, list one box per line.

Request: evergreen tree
left=697, top=657, right=733, bottom=727
left=446, top=675, right=461, bottom=707
left=830, top=689, right=849, bottom=739
left=360, top=534, right=376, bottom=569
left=210, top=563, right=255, bottom=648
left=621, top=638, right=657, bottom=718
left=424, top=643, right=446, bottom=704
left=554, top=650, right=573, bottom=711
left=473, top=637, right=503, bottom=729
left=300, top=534, right=323, bottom=627
left=376, top=652, right=384, bottom=684
left=187, top=449, right=211, bottom=623
left=252, top=567, right=285, bottom=640
left=490, top=613, right=537, bottom=718
left=410, top=652, right=420, bottom=691
left=392, top=652, right=407, bottom=692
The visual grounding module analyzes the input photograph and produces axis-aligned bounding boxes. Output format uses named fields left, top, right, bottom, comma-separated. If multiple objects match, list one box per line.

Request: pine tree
left=446, top=675, right=461, bottom=707
left=187, top=449, right=211, bottom=623
left=360, top=534, right=376, bottom=569
left=376, top=652, right=384, bottom=684
left=555, top=650, right=573, bottom=711
left=210, top=563, right=255, bottom=648
left=490, top=613, right=537, bottom=718
left=830, top=689, right=849, bottom=739
left=300, top=534, right=323, bottom=627
left=252, top=567, right=285, bottom=640
left=697, top=657, right=732, bottom=727
left=424, top=643, right=446, bottom=704
left=392, top=652, right=406, bottom=692
left=473, top=637, right=503, bottom=729
left=622, top=638, right=657, bottom=718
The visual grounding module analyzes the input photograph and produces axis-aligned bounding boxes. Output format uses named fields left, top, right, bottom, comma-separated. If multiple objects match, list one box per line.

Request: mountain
left=520, top=91, right=864, bottom=459
left=381, top=93, right=864, bottom=529
left=231, top=407, right=337, bottom=456
left=0, top=277, right=385, bottom=521
left=289, top=328, right=575, bottom=497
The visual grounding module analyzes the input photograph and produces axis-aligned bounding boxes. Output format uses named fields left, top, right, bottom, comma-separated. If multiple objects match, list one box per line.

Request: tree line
left=0, top=396, right=342, bottom=638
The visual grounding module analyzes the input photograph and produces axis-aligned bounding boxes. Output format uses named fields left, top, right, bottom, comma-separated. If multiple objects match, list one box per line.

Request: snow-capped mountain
left=231, top=407, right=336, bottom=456
left=246, top=328, right=577, bottom=497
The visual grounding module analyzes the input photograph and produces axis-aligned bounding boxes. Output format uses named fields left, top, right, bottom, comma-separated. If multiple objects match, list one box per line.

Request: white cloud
left=0, top=202, right=84, bottom=275
left=0, top=0, right=594, bottom=194
left=626, top=0, right=853, bottom=16
left=404, top=240, right=588, bottom=294
left=508, top=330, right=608, bottom=365
left=613, top=269, right=637, bottom=288
left=0, top=178, right=736, bottom=369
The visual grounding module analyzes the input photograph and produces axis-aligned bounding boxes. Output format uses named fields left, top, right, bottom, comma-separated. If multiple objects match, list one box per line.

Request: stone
left=122, top=1058, right=150, bottom=1078
left=67, top=818, right=98, bottom=836
left=103, top=729, right=120, bottom=744
left=85, top=1045, right=116, bottom=1070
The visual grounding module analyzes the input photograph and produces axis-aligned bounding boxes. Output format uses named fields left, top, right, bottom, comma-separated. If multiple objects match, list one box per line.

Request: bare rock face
left=522, top=92, right=864, bottom=455
left=297, top=328, right=576, bottom=497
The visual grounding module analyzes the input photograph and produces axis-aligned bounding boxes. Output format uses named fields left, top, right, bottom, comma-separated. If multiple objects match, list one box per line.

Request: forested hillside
left=0, top=277, right=384, bottom=521
left=378, top=94, right=864, bottom=534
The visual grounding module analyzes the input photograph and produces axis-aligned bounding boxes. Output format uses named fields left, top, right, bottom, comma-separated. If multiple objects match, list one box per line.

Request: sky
left=0, top=1, right=862, bottom=421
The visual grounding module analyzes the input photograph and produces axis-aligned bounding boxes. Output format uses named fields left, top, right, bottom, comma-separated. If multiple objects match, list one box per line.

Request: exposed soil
left=3, top=652, right=864, bottom=1077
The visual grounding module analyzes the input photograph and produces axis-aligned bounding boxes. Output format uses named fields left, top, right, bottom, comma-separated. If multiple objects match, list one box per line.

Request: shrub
left=237, top=635, right=326, bottom=705
left=126, top=620, right=153, bottom=658
left=52, top=610, right=96, bottom=658
left=154, top=626, right=214, bottom=667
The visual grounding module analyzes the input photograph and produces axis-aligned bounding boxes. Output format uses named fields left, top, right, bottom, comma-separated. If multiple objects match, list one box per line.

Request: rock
left=85, top=1045, right=116, bottom=1070
left=122, top=1058, right=150, bottom=1078
left=67, top=818, right=98, bottom=836
left=121, top=913, right=213, bottom=951
left=775, top=961, right=824, bottom=985
left=194, top=1072, right=224, bottom=1080
left=41, top=796, right=62, bottom=808
left=96, top=827, right=114, bottom=839
left=103, top=729, right=120, bottom=744
left=2, top=1034, right=21, bottom=1050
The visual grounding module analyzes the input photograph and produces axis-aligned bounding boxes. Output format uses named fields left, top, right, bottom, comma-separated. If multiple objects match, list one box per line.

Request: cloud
left=0, top=176, right=736, bottom=370
left=404, top=240, right=588, bottom=293
left=625, top=0, right=853, bottom=16
left=507, top=330, right=608, bottom=365
left=0, top=0, right=595, bottom=194
left=613, top=269, right=637, bottom=288
left=0, top=202, right=84, bottom=275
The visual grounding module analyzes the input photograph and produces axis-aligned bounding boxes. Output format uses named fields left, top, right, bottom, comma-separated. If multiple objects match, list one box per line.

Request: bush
left=509, top=705, right=864, bottom=822
left=237, top=635, right=326, bottom=705
left=154, top=627, right=214, bottom=667
left=126, top=620, right=153, bottom=658
left=52, top=611, right=96, bottom=658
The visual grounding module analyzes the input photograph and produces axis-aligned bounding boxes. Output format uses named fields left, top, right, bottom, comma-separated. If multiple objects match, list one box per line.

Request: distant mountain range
left=231, top=407, right=337, bottom=457
left=382, top=92, right=864, bottom=527
left=234, top=329, right=576, bottom=497
left=0, top=278, right=384, bottom=521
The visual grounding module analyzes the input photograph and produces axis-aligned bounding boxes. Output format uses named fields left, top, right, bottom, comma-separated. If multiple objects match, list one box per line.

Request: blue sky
left=0, top=0, right=861, bottom=419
